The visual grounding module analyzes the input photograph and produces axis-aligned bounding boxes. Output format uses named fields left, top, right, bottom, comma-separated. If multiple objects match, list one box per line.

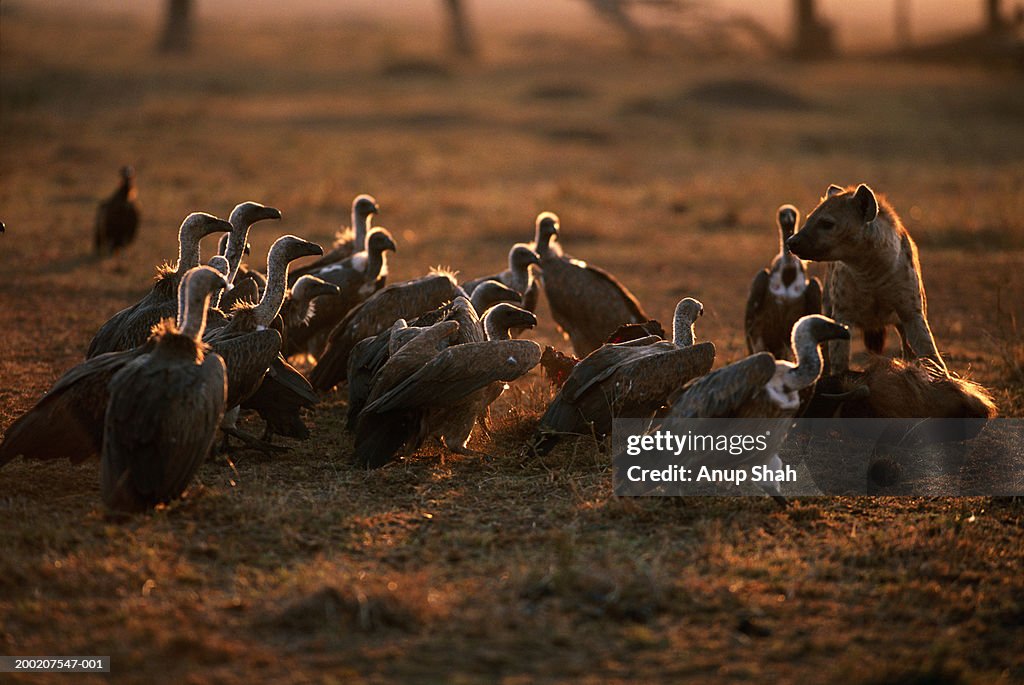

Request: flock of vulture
left=0, top=170, right=999, bottom=511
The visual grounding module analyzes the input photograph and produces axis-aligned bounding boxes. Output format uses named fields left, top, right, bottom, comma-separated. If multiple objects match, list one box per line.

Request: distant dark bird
left=87, top=212, right=232, bottom=358
left=463, top=243, right=541, bottom=315
left=534, top=298, right=714, bottom=454
left=309, top=269, right=461, bottom=392
left=659, top=315, right=850, bottom=503
left=353, top=319, right=541, bottom=468
left=533, top=212, right=649, bottom=357
left=205, top=235, right=323, bottom=450
left=744, top=205, right=822, bottom=361
left=1, top=221, right=7, bottom=233
left=284, top=227, right=397, bottom=358
left=100, top=266, right=228, bottom=512
left=290, top=194, right=380, bottom=280
left=94, top=166, right=140, bottom=256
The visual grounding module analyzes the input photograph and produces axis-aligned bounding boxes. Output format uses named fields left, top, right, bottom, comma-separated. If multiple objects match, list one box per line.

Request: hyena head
left=786, top=183, right=879, bottom=262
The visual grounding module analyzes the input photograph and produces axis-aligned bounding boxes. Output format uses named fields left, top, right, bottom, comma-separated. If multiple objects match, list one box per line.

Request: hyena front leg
left=898, top=310, right=947, bottom=374
left=826, top=306, right=853, bottom=375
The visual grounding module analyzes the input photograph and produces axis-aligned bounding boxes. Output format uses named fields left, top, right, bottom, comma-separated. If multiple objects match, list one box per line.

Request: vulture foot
left=222, top=427, right=288, bottom=454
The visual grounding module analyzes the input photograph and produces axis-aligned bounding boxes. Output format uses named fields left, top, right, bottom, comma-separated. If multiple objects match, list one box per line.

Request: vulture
left=2, top=342, right=154, bottom=468
left=655, top=315, right=850, bottom=503
left=283, top=227, right=397, bottom=358
left=344, top=281, right=523, bottom=429
left=534, top=298, right=715, bottom=454
left=744, top=205, right=822, bottom=361
left=533, top=212, right=649, bottom=357
left=278, top=275, right=342, bottom=354
left=353, top=319, right=542, bottom=468
left=309, top=269, right=461, bottom=392
left=94, top=165, right=140, bottom=256
left=101, top=266, right=228, bottom=512
left=290, top=194, right=380, bottom=280
left=86, top=212, right=232, bottom=358
left=205, top=235, right=324, bottom=449
left=462, top=243, right=541, bottom=316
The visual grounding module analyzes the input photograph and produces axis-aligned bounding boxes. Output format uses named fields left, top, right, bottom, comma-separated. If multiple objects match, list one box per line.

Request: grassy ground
left=1, top=6, right=1023, bottom=684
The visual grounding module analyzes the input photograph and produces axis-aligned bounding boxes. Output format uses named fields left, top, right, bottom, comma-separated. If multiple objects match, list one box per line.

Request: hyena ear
left=826, top=184, right=845, bottom=198
left=853, top=184, right=879, bottom=222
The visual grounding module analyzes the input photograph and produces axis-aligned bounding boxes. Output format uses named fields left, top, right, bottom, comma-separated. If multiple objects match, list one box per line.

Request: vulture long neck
left=175, top=227, right=204, bottom=280
left=364, top=246, right=387, bottom=281
left=535, top=231, right=554, bottom=258
left=672, top=315, right=695, bottom=348
left=253, top=249, right=291, bottom=328
left=785, top=330, right=825, bottom=391
left=353, top=205, right=373, bottom=250
left=223, top=222, right=251, bottom=285
left=179, top=289, right=214, bottom=341
left=778, top=223, right=795, bottom=257
left=484, top=315, right=510, bottom=341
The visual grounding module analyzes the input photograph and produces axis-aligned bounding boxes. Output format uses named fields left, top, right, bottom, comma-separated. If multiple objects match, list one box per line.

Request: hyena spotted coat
left=786, top=183, right=946, bottom=376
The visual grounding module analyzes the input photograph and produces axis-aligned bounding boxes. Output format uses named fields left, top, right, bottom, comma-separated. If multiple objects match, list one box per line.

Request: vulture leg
left=442, top=436, right=490, bottom=460
left=221, top=426, right=288, bottom=454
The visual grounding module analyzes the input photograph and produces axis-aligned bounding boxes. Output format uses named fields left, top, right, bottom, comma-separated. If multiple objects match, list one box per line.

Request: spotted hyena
left=786, top=183, right=947, bottom=375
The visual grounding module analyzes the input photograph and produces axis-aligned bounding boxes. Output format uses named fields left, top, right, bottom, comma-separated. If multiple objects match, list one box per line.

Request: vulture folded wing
left=209, top=329, right=282, bottom=407
left=0, top=347, right=147, bottom=465
left=561, top=341, right=671, bottom=403
left=363, top=340, right=541, bottom=415
left=310, top=272, right=458, bottom=390
left=670, top=353, right=777, bottom=419
left=804, top=276, right=823, bottom=316
left=744, top=269, right=770, bottom=353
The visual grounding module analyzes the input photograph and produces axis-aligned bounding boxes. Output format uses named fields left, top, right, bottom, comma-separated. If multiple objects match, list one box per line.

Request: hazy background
left=10, top=0, right=993, bottom=52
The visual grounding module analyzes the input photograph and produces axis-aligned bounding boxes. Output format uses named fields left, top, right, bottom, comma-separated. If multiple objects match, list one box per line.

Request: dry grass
left=2, top=6, right=1024, bottom=684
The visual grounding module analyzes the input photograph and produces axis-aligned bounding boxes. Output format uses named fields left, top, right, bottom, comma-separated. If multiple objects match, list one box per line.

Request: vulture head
left=483, top=303, right=538, bottom=341
left=181, top=212, right=233, bottom=243
left=292, top=275, right=341, bottom=302
left=777, top=204, right=799, bottom=244
left=353, top=194, right=380, bottom=221
left=536, top=212, right=559, bottom=240
left=793, top=315, right=850, bottom=349
left=230, top=201, right=283, bottom=230
left=509, top=244, right=541, bottom=271
left=207, top=255, right=230, bottom=276
left=270, top=234, right=324, bottom=264
left=672, top=297, right=704, bottom=347
left=366, top=227, right=398, bottom=256
left=119, top=165, right=136, bottom=183
left=470, top=280, right=520, bottom=314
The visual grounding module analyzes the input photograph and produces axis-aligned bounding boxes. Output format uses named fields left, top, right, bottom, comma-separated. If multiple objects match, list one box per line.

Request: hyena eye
left=819, top=218, right=836, bottom=230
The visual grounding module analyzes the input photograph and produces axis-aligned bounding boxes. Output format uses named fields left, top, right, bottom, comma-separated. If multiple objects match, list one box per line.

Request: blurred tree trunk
left=985, top=0, right=1005, bottom=31
left=792, top=0, right=836, bottom=59
left=443, top=0, right=476, bottom=58
left=158, top=0, right=194, bottom=54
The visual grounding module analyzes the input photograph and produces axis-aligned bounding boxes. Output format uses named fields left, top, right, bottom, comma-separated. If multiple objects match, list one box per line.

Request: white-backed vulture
left=533, top=212, right=649, bottom=357
left=343, top=283, right=523, bottom=429
left=660, top=315, right=850, bottom=503
left=463, top=243, right=541, bottom=316
left=205, top=235, right=323, bottom=449
left=744, top=205, right=822, bottom=361
left=278, top=275, right=342, bottom=353
left=94, top=165, right=139, bottom=256
left=534, top=298, right=715, bottom=454
left=87, top=212, right=233, bottom=358
left=290, top=194, right=380, bottom=281
left=309, top=270, right=461, bottom=392
left=353, top=320, right=541, bottom=468
left=283, top=227, right=398, bottom=358
left=100, top=266, right=229, bottom=512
